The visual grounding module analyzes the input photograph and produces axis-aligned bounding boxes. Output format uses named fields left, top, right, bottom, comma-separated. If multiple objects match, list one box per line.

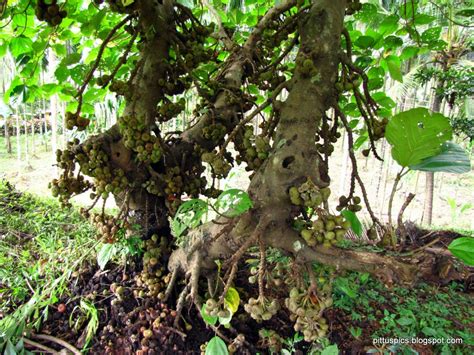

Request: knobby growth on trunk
left=45, top=0, right=429, bottom=344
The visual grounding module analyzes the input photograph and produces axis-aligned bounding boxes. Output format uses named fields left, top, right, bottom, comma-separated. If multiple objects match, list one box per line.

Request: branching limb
left=76, top=15, right=133, bottom=114
left=200, top=0, right=235, bottom=51
left=101, top=31, right=139, bottom=88
left=387, top=167, right=409, bottom=226
left=245, top=0, right=297, bottom=51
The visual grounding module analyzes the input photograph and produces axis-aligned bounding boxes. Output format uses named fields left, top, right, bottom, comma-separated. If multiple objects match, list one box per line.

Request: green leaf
left=372, top=92, right=396, bottom=109
left=55, top=65, right=70, bottom=82
left=354, top=132, right=368, bottom=150
left=414, top=14, right=435, bottom=25
left=400, top=46, right=419, bottom=60
left=410, top=142, right=470, bottom=174
left=397, top=317, right=414, bottom=326
left=341, top=210, right=363, bottom=237
left=399, top=1, right=417, bottom=20
left=62, top=52, right=82, bottom=66
left=385, top=108, right=453, bottom=167
left=218, top=311, right=233, bottom=325
left=379, top=15, right=400, bottom=35
left=224, top=287, right=240, bottom=314
left=421, top=27, right=441, bottom=43
left=354, top=35, right=375, bottom=49
left=5, top=339, right=17, bottom=355
left=321, top=344, right=339, bottom=355
left=97, top=243, right=117, bottom=270
left=448, top=237, right=474, bottom=266
left=9, top=36, right=33, bottom=57
left=334, top=277, right=357, bottom=298
left=200, top=304, right=218, bottom=326
left=214, top=189, right=252, bottom=217
left=383, top=36, right=403, bottom=50
left=171, top=199, right=208, bottom=238
left=384, top=55, right=403, bottom=82
left=205, top=336, right=229, bottom=355
left=456, top=8, right=474, bottom=17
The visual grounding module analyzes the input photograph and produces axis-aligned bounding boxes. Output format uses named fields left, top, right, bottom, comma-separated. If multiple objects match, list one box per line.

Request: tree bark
left=422, top=86, right=443, bottom=225
left=167, top=0, right=419, bottom=286
left=5, top=116, right=12, bottom=154
left=15, top=109, right=21, bottom=164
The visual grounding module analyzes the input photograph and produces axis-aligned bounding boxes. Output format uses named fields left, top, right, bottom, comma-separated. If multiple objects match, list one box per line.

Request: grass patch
left=0, top=180, right=98, bottom=348
left=332, top=271, right=474, bottom=353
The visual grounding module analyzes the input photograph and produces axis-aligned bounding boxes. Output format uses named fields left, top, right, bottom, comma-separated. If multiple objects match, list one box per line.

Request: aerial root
left=163, top=267, right=179, bottom=302
left=218, top=263, right=238, bottom=307
left=187, top=252, right=202, bottom=303
left=173, top=283, right=190, bottom=327
left=258, top=236, right=266, bottom=300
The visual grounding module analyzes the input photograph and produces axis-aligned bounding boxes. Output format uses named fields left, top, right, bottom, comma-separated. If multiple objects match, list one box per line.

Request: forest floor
left=0, top=181, right=473, bottom=354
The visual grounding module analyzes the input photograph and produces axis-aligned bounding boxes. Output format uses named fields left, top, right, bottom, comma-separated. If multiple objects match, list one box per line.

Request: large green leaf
left=9, top=36, right=33, bottom=57
left=384, top=55, right=403, bottom=82
left=410, top=142, right=471, bottom=174
left=224, top=287, right=240, bottom=314
left=205, top=336, right=229, bottom=355
left=200, top=304, right=218, bottom=326
left=97, top=243, right=117, bottom=270
left=385, top=108, right=453, bottom=167
left=214, top=189, right=253, bottom=218
left=171, top=199, right=208, bottom=238
left=341, top=210, right=363, bottom=237
left=448, top=237, right=474, bottom=266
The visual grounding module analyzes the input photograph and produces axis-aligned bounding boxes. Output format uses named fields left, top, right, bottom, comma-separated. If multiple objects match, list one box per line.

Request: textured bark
left=167, top=0, right=419, bottom=285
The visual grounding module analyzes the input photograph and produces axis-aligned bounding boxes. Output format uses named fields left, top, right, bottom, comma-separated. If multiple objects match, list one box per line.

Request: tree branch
left=201, top=0, right=235, bottom=51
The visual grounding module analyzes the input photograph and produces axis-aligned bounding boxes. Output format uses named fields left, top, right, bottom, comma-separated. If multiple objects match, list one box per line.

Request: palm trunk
left=48, top=49, right=58, bottom=155
left=5, top=116, right=12, bottom=154
left=422, top=87, right=443, bottom=225
left=15, top=110, right=21, bottom=164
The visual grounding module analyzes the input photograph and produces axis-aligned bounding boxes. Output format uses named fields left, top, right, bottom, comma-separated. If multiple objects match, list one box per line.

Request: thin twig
left=102, top=31, right=139, bottom=88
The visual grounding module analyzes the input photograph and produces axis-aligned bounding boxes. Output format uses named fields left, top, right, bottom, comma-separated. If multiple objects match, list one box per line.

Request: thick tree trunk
left=167, top=0, right=419, bottom=287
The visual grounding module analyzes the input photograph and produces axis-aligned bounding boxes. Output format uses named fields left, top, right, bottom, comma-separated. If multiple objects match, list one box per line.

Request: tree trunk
left=15, top=110, right=21, bottom=164
left=5, top=116, right=12, bottom=154
left=422, top=87, right=443, bottom=225
left=166, top=0, right=418, bottom=289
left=48, top=49, right=58, bottom=155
